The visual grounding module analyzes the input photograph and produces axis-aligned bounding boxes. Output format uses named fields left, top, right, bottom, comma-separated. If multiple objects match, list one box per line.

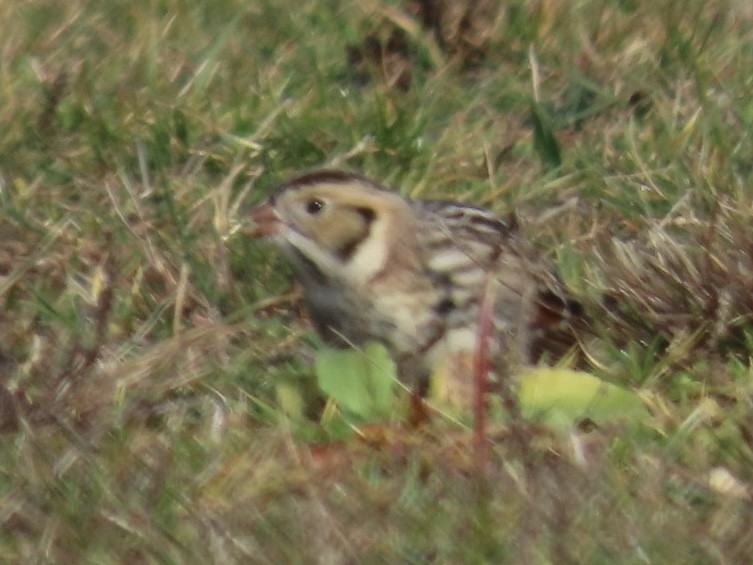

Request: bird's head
left=247, top=170, right=416, bottom=282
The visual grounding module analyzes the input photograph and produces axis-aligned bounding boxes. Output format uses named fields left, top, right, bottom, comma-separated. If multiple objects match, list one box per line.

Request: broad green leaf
left=519, top=368, right=649, bottom=430
left=314, top=343, right=397, bottom=420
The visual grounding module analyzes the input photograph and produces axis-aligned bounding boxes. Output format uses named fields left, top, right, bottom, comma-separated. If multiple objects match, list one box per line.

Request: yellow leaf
left=519, top=368, right=649, bottom=429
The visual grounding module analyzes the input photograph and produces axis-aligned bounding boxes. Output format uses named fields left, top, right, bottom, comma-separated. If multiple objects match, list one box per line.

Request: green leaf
left=519, top=368, right=649, bottom=430
left=314, top=343, right=397, bottom=420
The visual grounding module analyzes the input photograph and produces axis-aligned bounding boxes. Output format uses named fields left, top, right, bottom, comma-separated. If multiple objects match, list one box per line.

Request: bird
left=246, top=170, right=584, bottom=411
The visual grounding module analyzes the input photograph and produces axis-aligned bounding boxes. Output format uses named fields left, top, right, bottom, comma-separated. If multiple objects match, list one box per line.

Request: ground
left=1, top=0, right=753, bottom=562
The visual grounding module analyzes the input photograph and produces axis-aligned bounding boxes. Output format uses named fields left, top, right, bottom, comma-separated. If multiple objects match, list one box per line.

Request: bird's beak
left=246, top=202, right=281, bottom=237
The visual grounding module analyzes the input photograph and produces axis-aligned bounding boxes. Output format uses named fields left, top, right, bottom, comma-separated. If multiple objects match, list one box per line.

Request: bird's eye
left=305, top=198, right=325, bottom=215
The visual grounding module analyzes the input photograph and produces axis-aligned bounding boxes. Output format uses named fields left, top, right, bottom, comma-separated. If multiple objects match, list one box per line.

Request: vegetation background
left=2, top=0, right=753, bottom=561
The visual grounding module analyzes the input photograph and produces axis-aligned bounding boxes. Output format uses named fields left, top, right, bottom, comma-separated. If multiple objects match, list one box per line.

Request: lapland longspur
left=247, top=171, right=583, bottom=409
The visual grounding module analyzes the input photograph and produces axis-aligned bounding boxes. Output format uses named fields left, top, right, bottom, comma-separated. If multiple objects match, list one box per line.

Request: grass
left=2, top=0, right=753, bottom=561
